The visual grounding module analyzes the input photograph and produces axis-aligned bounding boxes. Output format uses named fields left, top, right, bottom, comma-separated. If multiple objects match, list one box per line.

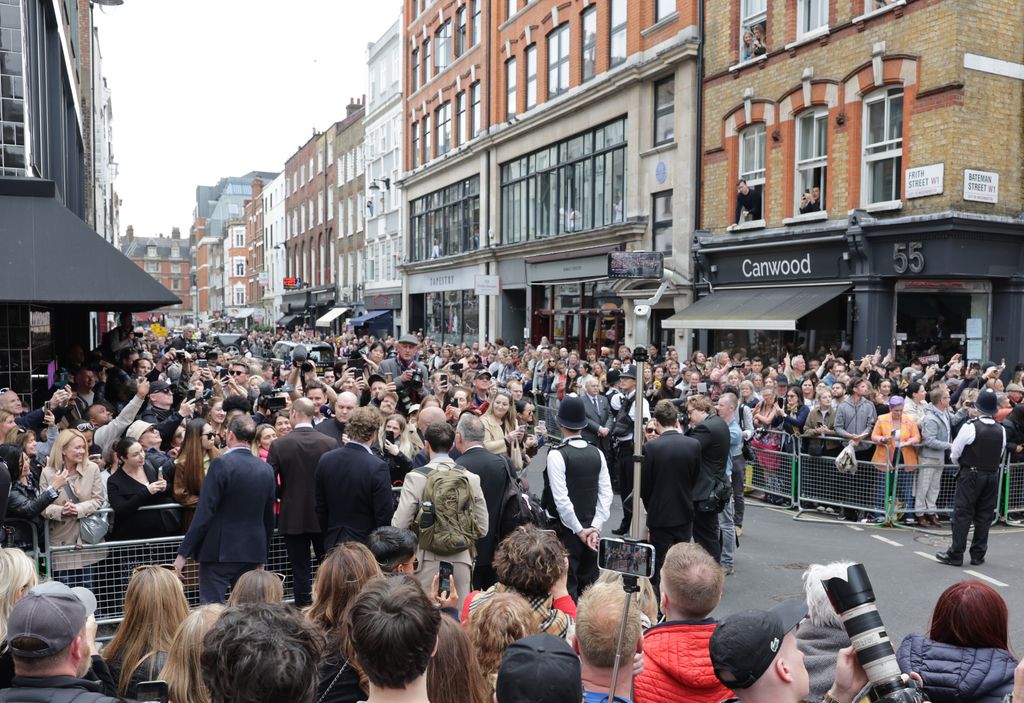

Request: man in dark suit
left=267, top=397, right=339, bottom=607
left=174, top=414, right=276, bottom=604
left=316, top=391, right=358, bottom=445
left=315, top=405, right=395, bottom=552
left=684, top=394, right=731, bottom=562
left=641, top=400, right=703, bottom=588
left=580, top=375, right=613, bottom=447
left=454, top=412, right=509, bottom=590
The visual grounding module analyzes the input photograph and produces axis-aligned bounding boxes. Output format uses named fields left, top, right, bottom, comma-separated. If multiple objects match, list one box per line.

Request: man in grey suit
left=580, top=375, right=613, bottom=447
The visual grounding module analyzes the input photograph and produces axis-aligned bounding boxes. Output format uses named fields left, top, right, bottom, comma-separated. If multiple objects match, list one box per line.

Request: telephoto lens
left=822, top=563, right=924, bottom=703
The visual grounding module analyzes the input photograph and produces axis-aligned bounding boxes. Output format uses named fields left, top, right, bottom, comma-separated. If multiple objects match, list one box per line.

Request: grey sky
left=93, top=1, right=399, bottom=239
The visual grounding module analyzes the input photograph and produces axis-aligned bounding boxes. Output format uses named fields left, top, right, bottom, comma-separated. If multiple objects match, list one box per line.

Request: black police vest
left=542, top=440, right=603, bottom=528
left=612, top=393, right=636, bottom=439
left=958, top=419, right=1004, bottom=471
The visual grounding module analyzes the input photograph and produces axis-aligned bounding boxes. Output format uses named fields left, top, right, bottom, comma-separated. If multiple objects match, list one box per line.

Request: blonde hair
left=575, top=581, right=642, bottom=668
left=596, top=571, right=659, bottom=627
left=47, top=429, right=87, bottom=472
left=159, top=605, right=224, bottom=703
left=484, top=391, right=518, bottom=433
left=104, top=566, right=190, bottom=695
left=465, top=592, right=539, bottom=683
left=0, top=549, right=38, bottom=647
left=227, top=569, right=283, bottom=606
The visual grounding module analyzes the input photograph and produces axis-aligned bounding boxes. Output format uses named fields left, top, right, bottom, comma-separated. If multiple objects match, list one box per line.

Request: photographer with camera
left=378, top=334, right=429, bottom=413
left=710, top=599, right=869, bottom=703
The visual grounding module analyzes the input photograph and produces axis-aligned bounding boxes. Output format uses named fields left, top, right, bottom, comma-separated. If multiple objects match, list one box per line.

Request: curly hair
left=201, top=603, right=324, bottom=703
left=465, top=592, right=539, bottom=682
left=493, top=525, right=567, bottom=599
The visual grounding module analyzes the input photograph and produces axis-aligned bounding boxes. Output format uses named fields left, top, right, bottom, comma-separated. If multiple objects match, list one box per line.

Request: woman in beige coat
left=40, top=428, right=107, bottom=589
left=480, top=390, right=524, bottom=470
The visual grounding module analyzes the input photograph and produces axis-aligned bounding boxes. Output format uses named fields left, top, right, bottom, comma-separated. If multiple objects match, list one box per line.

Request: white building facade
left=362, top=17, right=404, bottom=334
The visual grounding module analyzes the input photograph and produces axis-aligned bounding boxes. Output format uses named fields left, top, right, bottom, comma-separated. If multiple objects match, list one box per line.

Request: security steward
left=936, top=387, right=1005, bottom=566
left=542, top=396, right=613, bottom=599
left=609, top=364, right=650, bottom=535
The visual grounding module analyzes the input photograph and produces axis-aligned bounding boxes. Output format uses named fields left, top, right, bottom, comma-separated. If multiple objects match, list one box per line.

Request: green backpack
left=414, top=462, right=479, bottom=557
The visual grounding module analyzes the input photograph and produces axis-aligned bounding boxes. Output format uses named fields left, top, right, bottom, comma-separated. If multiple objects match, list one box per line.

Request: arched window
left=862, top=87, right=903, bottom=205
left=794, top=108, right=828, bottom=215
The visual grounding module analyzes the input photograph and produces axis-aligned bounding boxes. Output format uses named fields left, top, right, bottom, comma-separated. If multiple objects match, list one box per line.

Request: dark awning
left=663, top=283, right=850, bottom=331
left=0, top=179, right=180, bottom=311
left=347, top=310, right=390, bottom=326
left=276, top=314, right=299, bottom=327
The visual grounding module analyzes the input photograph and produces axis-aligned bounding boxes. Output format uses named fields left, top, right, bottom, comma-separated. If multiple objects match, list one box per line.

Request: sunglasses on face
left=203, top=432, right=217, bottom=439
left=229, top=370, right=246, bottom=376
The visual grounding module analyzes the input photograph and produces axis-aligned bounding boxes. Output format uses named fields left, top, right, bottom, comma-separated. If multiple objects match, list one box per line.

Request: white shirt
left=949, top=417, right=1006, bottom=464
left=545, top=437, right=613, bottom=535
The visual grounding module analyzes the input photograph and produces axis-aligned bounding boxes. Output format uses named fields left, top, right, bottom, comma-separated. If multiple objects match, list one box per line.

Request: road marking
left=915, top=551, right=939, bottom=562
left=964, top=570, right=1008, bottom=588
left=871, top=535, right=903, bottom=547
left=846, top=524, right=864, bottom=531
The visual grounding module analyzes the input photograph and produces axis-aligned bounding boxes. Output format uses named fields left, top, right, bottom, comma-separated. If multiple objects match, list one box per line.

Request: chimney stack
left=171, top=227, right=181, bottom=239
left=346, top=96, right=363, bottom=116
left=126, top=225, right=134, bottom=241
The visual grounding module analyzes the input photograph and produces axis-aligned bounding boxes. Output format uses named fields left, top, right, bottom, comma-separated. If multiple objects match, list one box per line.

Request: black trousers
left=284, top=533, right=325, bottom=607
left=693, top=510, right=722, bottom=563
left=556, top=523, right=598, bottom=600
left=199, top=561, right=256, bottom=604
left=649, top=524, right=692, bottom=589
left=948, top=469, right=999, bottom=560
left=616, top=441, right=635, bottom=526
left=731, top=455, right=746, bottom=528
left=472, top=562, right=498, bottom=591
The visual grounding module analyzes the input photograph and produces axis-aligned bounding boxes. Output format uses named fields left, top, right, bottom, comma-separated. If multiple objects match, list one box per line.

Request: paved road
left=525, top=452, right=1024, bottom=645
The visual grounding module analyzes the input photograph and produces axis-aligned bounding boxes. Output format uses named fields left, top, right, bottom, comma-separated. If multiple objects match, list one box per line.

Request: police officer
left=542, top=396, right=613, bottom=599
left=936, top=388, right=1005, bottom=566
left=609, top=365, right=650, bottom=535
left=604, top=368, right=624, bottom=490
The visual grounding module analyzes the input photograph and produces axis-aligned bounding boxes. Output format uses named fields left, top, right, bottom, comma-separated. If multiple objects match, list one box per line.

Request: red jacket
left=634, top=620, right=733, bottom=703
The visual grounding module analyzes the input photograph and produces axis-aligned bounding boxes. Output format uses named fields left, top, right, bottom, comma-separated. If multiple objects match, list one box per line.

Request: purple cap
left=888, top=396, right=905, bottom=408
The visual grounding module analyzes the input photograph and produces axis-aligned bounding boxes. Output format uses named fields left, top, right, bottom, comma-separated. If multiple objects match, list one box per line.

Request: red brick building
left=120, top=226, right=192, bottom=325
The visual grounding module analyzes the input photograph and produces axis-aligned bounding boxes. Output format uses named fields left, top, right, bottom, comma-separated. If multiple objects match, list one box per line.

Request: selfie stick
left=608, top=573, right=641, bottom=698
left=629, top=267, right=687, bottom=537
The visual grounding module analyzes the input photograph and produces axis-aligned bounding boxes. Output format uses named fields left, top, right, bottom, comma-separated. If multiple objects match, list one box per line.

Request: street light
left=368, top=177, right=391, bottom=192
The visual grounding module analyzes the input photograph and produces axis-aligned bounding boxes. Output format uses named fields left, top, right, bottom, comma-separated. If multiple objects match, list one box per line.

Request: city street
left=525, top=457, right=1024, bottom=646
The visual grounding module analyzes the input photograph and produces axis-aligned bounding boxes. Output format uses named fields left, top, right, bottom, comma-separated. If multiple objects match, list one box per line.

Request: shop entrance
left=531, top=282, right=624, bottom=353
left=893, top=280, right=991, bottom=362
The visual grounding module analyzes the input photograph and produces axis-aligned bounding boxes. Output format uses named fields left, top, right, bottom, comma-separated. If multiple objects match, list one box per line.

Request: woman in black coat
left=2, top=442, right=65, bottom=553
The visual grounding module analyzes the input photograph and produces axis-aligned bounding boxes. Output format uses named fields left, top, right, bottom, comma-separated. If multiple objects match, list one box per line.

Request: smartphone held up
left=598, top=538, right=655, bottom=580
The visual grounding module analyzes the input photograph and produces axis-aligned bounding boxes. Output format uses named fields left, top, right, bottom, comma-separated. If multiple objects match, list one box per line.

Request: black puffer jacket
left=5, top=479, right=58, bottom=551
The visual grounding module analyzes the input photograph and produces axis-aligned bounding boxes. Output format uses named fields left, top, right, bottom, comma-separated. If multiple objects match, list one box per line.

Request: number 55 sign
left=893, top=242, right=925, bottom=274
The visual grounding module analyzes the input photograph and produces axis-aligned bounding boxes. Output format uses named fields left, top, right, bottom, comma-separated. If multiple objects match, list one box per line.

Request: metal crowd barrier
left=745, top=429, right=799, bottom=505
left=795, top=436, right=889, bottom=520
left=1000, top=462, right=1024, bottom=523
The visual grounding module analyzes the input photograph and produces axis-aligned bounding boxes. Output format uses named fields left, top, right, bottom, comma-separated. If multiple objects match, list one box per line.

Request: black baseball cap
left=495, top=634, right=582, bottom=703
left=709, top=599, right=807, bottom=689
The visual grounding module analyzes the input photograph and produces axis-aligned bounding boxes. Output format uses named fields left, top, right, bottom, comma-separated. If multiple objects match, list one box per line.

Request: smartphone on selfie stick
left=598, top=537, right=656, bottom=697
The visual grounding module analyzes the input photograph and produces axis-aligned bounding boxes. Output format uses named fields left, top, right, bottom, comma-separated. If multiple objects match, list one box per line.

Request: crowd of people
left=0, top=317, right=1021, bottom=701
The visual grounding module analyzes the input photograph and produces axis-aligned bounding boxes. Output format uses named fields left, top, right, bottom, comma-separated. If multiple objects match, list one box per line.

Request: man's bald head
left=291, top=398, right=316, bottom=422
left=418, top=406, right=446, bottom=434
left=335, top=392, right=358, bottom=423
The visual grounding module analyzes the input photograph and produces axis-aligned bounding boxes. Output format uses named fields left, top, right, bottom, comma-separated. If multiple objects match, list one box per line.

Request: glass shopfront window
left=706, top=294, right=848, bottom=359
left=423, top=290, right=479, bottom=344
left=500, top=118, right=626, bottom=244
left=531, top=281, right=624, bottom=352
left=409, top=176, right=480, bottom=261
left=894, top=280, right=990, bottom=361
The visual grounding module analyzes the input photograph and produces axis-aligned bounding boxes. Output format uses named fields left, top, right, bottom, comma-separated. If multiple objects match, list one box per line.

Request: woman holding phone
left=377, top=414, right=414, bottom=486
left=481, top=390, right=524, bottom=470
left=40, top=428, right=107, bottom=591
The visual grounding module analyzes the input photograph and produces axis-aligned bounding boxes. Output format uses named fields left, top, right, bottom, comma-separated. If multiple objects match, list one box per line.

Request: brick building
left=400, top=0, right=700, bottom=350
left=330, top=101, right=367, bottom=324
left=120, top=226, right=192, bottom=326
left=680, top=0, right=1024, bottom=361
left=243, top=176, right=266, bottom=323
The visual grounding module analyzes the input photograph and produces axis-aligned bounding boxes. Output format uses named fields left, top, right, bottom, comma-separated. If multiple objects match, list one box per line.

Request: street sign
left=608, top=251, right=664, bottom=279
